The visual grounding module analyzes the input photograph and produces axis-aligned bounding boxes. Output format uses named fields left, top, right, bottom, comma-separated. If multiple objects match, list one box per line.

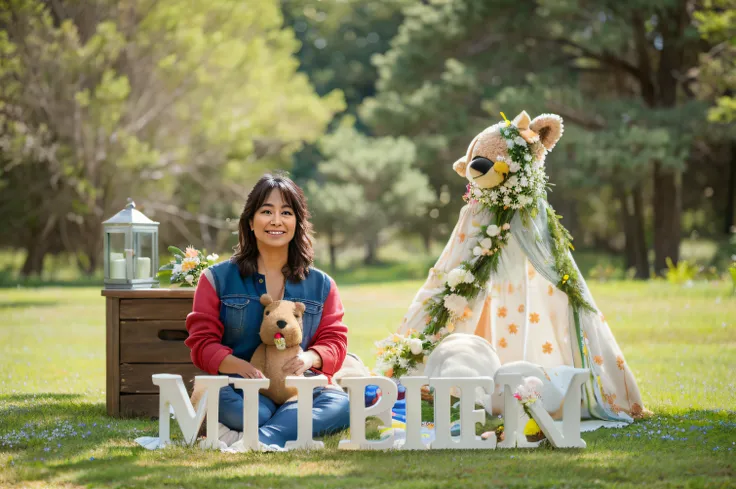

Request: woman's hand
left=218, top=354, right=264, bottom=379
left=241, top=361, right=265, bottom=379
left=282, top=350, right=321, bottom=376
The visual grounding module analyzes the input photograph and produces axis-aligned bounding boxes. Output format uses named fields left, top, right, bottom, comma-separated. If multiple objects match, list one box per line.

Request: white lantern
left=103, top=199, right=159, bottom=289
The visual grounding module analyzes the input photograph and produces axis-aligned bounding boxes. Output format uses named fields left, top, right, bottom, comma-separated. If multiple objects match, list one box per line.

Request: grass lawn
left=1, top=279, right=735, bottom=488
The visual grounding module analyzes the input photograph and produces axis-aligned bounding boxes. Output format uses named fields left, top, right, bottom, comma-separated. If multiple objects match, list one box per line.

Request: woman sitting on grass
left=185, top=173, right=350, bottom=448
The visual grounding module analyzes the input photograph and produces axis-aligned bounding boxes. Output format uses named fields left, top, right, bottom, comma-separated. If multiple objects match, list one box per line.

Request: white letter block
left=526, top=369, right=588, bottom=448
left=430, top=377, right=495, bottom=449
left=230, top=377, right=270, bottom=451
left=398, top=376, right=429, bottom=450
left=495, top=373, right=540, bottom=449
left=284, top=375, right=329, bottom=450
left=152, top=374, right=229, bottom=447
left=338, top=376, right=398, bottom=450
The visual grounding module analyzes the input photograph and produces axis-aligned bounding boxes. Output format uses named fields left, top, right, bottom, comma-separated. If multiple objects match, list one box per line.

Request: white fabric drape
left=398, top=199, right=646, bottom=421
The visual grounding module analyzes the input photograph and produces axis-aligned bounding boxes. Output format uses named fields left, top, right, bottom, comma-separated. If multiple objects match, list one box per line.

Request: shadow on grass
left=0, top=301, right=61, bottom=309
left=5, top=397, right=734, bottom=489
left=0, top=276, right=104, bottom=289
left=0, top=393, right=105, bottom=420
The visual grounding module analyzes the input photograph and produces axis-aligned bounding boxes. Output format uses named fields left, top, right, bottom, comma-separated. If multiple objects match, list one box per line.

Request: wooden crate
left=103, top=289, right=205, bottom=418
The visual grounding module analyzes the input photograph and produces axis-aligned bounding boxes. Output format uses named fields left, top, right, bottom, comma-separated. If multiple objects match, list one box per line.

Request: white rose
left=206, top=253, right=219, bottom=262
left=502, top=223, right=511, bottom=230
left=443, top=294, right=469, bottom=317
left=487, top=225, right=500, bottom=237
left=409, top=338, right=424, bottom=355
left=447, top=268, right=469, bottom=289
left=473, top=246, right=483, bottom=256
left=185, top=274, right=194, bottom=284
left=463, top=270, right=474, bottom=283
left=480, top=237, right=493, bottom=250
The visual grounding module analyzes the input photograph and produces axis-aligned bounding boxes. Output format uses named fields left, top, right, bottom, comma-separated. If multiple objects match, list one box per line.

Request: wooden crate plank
left=120, top=298, right=193, bottom=320
left=119, top=394, right=160, bottom=419
left=106, top=297, right=120, bottom=417
left=120, top=320, right=192, bottom=363
left=102, top=289, right=194, bottom=299
left=120, top=363, right=204, bottom=394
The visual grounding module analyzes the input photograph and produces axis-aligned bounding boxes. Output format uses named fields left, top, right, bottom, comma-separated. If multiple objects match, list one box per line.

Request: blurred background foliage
left=0, top=0, right=734, bottom=284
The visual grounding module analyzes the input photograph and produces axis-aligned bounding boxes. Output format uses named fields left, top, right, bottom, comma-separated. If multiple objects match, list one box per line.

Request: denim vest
left=208, top=260, right=330, bottom=363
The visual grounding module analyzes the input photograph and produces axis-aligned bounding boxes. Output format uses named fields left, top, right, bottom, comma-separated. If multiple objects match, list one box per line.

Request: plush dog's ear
left=529, top=114, right=564, bottom=151
left=452, top=156, right=467, bottom=177
left=294, top=302, right=306, bottom=316
left=260, top=294, right=273, bottom=306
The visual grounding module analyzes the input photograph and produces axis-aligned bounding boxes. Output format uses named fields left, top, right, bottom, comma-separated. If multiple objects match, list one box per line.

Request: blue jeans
left=218, top=384, right=350, bottom=447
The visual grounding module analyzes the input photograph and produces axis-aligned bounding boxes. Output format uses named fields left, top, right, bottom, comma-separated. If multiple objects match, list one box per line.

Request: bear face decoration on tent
left=376, top=111, right=648, bottom=423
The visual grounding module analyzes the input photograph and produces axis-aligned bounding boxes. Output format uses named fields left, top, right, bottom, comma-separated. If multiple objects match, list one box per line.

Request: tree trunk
left=328, top=229, right=337, bottom=274
left=617, top=184, right=649, bottom=279
left=653, top=163, right=682, bottom=275
left=20, top=240, right=47, bottom=277
left=364, top=236, right=378, bottom=265
left=725, top=141, right=736, bottom=235
left=77, top=222, right=103, bottom=276
left=422, top=227, right=432, bottom=253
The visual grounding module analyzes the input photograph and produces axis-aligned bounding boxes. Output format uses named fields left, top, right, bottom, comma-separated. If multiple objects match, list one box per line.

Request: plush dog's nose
left=277, top=320, right=287, bottom=329
left=469, top=157, right=493, bottom=175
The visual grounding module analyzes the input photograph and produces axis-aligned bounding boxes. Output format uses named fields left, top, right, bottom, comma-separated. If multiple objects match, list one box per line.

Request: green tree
left=281, top=0, right=410, bottom=186
left=308, top=120, right=435, bottom=266
left=362, top=0, right=718, bottom=274
left=693, top=0, right=736, bottom=234
left=0, top=0, right=343, bottom=275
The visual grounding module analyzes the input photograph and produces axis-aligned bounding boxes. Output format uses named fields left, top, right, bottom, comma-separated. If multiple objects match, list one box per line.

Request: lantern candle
left=136, top=257, right=151, bottom=279
left=110, top=259, right=126, bottom=279
left=110, top=252, right=124, bottom=261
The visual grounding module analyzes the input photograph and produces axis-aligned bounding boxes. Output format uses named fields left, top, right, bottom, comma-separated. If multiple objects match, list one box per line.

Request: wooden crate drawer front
left=120, top=394, right=160, bottom=419
left=120, top=363, right=205, bottom=393
left=120, top=320, right=192, bottom=363
left=120, top=299, right=192, bottom=320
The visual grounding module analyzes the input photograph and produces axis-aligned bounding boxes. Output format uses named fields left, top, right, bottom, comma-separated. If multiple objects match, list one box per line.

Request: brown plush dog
left=248, top=294, right=305, bottom=405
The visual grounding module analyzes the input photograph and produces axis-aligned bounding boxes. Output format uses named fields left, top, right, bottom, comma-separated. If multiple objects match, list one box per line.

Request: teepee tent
left=385, top=111, right=647, bottom=423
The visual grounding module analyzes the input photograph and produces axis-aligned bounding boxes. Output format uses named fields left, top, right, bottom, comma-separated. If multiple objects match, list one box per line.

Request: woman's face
left=249, top=189, right=297, bottom=250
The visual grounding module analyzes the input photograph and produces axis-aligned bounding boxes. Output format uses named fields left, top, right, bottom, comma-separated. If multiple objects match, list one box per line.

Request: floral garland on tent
left=375, top=114, right=594, bottom=378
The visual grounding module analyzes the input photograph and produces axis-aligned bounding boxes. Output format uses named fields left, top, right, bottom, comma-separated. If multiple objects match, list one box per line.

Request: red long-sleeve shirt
left=185, top=272, right=348, bottom=379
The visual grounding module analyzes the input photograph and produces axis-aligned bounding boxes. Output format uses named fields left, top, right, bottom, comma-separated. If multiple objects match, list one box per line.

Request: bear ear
left=294, top=302, right=306, bottom=316
left=512, top=110, right=532, bottom=129
left=452, top=156, right=467, bottom=177
left=529, top=113, right=564, bottom=151
left=260, top=294, right=273, bottom=306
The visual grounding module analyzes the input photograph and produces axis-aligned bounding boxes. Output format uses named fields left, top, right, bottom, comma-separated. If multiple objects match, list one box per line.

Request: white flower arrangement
left=443, top=293, right=469, bottom=317
left=158, top=246, right=220, bottom=287
left=446, top=268, right=474, bottom=289
left=374, top=329, right=447, bottom=378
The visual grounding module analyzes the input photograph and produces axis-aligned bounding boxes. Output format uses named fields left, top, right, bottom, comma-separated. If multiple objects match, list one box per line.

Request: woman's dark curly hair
left=232, top=173, right=314, bottom=282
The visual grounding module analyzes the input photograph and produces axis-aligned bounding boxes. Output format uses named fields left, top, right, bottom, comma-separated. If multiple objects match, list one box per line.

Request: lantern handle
left=125, top=198, right=136, bottom=209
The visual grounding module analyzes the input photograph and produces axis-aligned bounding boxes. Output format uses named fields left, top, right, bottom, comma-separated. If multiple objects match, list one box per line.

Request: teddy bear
left=451, top=110, right=563, bottom=189
left=248, top=294, right=306, bottom=405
